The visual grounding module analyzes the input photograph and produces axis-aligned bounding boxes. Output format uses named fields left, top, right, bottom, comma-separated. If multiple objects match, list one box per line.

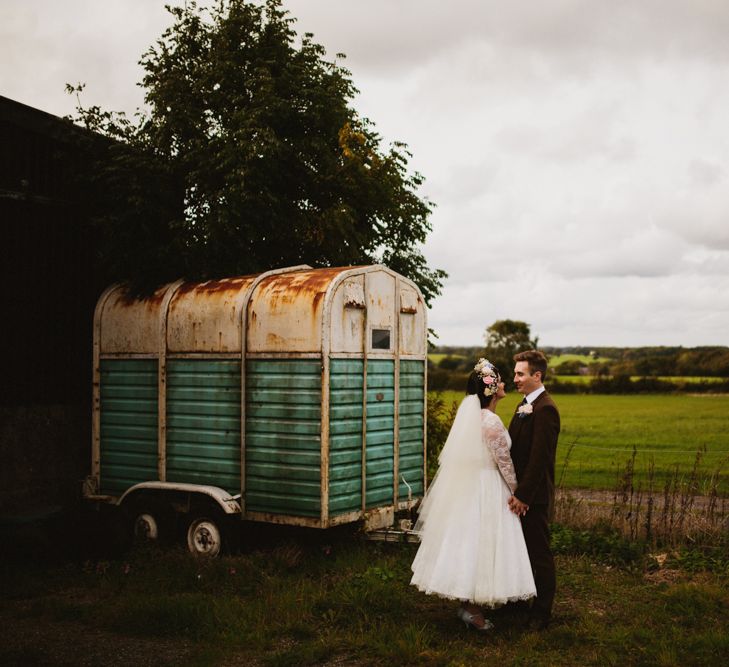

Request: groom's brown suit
left=508, top=390, right=560, bottom=621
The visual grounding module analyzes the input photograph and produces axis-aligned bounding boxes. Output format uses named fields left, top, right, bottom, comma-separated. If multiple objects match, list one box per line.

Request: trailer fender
left=118, top=482, right=241, bottom=515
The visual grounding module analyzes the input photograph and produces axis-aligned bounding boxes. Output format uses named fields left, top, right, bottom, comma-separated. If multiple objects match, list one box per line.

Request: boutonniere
left=517, top=403, right=533, bottom=418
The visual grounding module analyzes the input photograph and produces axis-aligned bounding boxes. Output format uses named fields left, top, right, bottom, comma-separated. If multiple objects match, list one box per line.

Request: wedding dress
left=410, top=395, right=536, bottom=606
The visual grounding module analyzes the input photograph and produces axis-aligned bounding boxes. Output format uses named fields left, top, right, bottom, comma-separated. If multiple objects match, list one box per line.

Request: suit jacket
left=508, top=390, right=560, bottom=514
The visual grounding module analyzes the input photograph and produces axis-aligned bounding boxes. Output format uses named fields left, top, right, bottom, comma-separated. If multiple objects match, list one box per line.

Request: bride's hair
left=466, top=365, right=501, bottom=409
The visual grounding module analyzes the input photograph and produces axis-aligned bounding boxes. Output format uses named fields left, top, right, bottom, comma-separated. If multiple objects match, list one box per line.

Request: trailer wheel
left=132, top=512, right=159, bottom=540
left=125, top=498, right=174, bottom=544
left=186, top=515, right=223, bottom=557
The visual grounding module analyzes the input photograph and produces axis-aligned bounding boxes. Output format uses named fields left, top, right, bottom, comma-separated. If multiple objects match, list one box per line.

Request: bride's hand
left=508, top=495, right=529, bottom=516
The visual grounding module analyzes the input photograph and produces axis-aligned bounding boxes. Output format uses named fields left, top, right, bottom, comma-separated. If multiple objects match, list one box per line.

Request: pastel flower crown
left=473, top=358, right=500, bottom=397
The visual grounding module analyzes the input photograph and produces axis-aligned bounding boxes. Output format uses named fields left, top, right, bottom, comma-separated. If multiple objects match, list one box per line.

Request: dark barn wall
left=0, top=96, right=104, bottom=513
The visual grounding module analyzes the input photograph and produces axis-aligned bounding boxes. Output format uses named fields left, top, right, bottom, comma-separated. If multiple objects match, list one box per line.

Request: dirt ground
left=0, top=611, right=197, bottom=667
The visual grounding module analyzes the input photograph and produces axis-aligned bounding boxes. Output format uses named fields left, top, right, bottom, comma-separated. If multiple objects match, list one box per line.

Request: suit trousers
left=521, top=504, right=555, bottom=619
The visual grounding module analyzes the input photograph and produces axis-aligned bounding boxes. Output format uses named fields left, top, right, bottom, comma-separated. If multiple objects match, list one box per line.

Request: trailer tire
left=125, top=498, right=175, bottom=545
left=132, top=511, right=159, bottom=540
left=186, top=514, right=224, bottom=557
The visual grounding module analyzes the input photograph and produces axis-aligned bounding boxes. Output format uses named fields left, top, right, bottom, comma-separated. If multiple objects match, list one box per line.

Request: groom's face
left=514, top=361, right=541, bottom=395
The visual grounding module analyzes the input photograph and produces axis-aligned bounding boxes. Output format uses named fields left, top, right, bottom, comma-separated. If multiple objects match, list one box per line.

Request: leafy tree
left=438, top=355, right=468, bottom=371
left=553, top=359, right=585, bottom=375
left=68, top=0, right=445, bottom=302
left=482, top=319, right=540, bottom=388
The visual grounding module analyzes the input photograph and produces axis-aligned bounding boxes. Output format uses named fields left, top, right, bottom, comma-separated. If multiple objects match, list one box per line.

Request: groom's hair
left=513, top=349, right=548, bottom=380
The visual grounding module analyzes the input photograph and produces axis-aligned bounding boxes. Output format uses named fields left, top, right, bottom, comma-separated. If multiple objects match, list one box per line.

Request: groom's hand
left=508, top=495, right=529, bottom=516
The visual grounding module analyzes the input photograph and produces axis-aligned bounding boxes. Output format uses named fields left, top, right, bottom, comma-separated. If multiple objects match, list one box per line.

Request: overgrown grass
left=428, top=390, right=729, bottom=572
left=1, top=535, right=727, bottom=666
left=432, top=392, right=729, bottom=494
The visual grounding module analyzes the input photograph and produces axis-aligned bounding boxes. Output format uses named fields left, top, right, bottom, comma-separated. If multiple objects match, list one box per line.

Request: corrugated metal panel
left=398, top=359, right=425, bottom=499
left=166, top=360, right=241, bottom=493
left=245, top=359, right=322, bottom=516
left=99, top=359, right=158, bottom=494
left=365, top=359, right=395, bottom=508
left=328, top=359, right=364, bottom=515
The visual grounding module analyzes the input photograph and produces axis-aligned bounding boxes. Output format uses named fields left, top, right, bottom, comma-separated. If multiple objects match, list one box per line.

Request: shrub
left=425, top=393, right=458, bottom=480
left=551, top=522, right=645, bottom=567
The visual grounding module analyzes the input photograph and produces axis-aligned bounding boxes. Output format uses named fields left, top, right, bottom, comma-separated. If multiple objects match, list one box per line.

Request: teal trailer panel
left=398, top=359, right=425, bottom=499
left=166, top=359, right=241, bottom=494
left=99, top=359, right=158, bottom=495
left=328, top=359, right=364, bottom=515
left=245, top=359, right=322, bottom=517
left=365, top=359, right=395, bottom=508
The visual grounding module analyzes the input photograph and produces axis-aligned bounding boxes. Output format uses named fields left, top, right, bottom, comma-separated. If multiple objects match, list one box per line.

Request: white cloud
left=2, top=0, right=729, bottom=346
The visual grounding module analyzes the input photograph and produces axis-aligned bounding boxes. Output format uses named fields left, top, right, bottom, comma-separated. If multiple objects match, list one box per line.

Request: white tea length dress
left=410, top=395, right=536, bottom=606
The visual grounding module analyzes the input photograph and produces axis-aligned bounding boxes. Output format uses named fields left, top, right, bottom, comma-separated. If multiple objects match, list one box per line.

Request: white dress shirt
left=525, top=385, right=546, bottom=404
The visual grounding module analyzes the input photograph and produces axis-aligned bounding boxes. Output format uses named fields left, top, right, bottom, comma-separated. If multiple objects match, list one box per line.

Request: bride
left=410, top=359, right=536, bottom=630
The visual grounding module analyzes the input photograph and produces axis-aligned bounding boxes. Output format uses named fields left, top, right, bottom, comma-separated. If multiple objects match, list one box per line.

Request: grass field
left=433, top=392, right=729, bottom=494
left=427, top=353, right=465, bottom=364
left=553, top=374, right=593, bottom=383
left=553, top=374, right=727, bottom=384
left=1, top=392, right=726, bottom=665
left=548, top=353, right=613, bottom=366
left=1, top=538, right=727, bottom=666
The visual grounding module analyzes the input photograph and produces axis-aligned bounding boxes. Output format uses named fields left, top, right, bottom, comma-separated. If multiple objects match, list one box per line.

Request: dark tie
left=520, top=397, right=528, bottom=406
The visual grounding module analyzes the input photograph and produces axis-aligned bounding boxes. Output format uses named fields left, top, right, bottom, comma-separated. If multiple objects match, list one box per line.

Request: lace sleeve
left=482, top=413, right=517, bottom=493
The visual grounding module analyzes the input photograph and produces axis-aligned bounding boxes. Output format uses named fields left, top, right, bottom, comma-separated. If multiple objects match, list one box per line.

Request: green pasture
left=554, top=374, right=726, bottom=384
left=653, top=376, right=727, bottom=383
left=553, top=374, right=593, bottom=384
left=432, top=392, right=729, bottom=494
left=428, top=352, right=465, bottom=364
left=548, top=353, right=613, bottom=366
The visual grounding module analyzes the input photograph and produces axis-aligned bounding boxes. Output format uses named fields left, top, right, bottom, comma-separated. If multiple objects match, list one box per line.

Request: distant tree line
left=546, top=375, right=729, bottom=395
left=429, top=319, right=539, bottom=392
left=548, top=346, right=729, bottom=378
left=428, top=342, right=729, bottom=394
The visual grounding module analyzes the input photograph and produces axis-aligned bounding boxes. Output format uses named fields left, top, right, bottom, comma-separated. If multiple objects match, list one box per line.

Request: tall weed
left=556, top=445, right=728, bottom=555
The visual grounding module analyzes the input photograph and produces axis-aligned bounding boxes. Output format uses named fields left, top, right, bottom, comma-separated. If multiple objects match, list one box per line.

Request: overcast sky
left=2, top=1, right=728, bottom=347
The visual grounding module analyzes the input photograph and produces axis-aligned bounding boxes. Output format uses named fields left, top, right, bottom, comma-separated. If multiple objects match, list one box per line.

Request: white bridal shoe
left=457, top=607, right=494, bottom=631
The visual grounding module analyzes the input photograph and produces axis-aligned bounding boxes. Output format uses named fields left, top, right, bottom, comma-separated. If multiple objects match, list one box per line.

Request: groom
left=507, top=349, right=560, bottom=630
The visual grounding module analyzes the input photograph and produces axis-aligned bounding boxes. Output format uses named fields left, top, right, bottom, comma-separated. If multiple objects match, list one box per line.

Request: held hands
left=508, top=495, right=529, bottom=516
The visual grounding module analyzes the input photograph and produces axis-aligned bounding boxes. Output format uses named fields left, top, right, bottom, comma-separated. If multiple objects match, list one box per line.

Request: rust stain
left=175, top=275, right=257, bottom=297
left=247, top=267, right=355, bottom=351
left=255, top=267, right=347, bottom=307
left=116, top=284, right=168, bottom=308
